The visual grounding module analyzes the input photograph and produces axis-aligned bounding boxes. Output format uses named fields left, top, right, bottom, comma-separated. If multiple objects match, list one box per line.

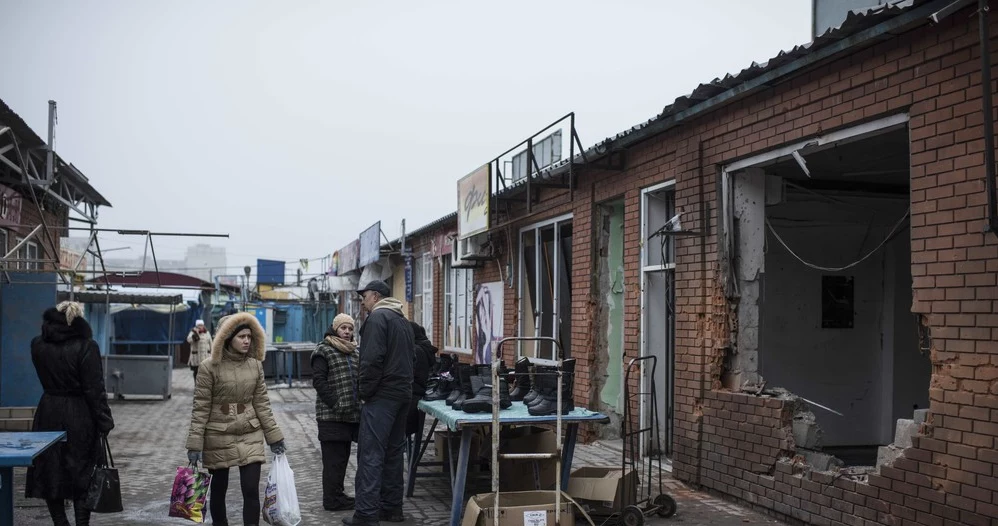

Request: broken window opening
left=730, top=125, right=930, bottom=468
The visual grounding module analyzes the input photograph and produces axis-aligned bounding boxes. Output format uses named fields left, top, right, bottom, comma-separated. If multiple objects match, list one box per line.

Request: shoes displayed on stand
left=425, top=354, right=456, bottom=401
left=522, top=365, right=556, bottom=406
left=527, top=358, right=575, bottom=416
left=508, top=357, right=531, bottom=401
left=451, top=364, right=476, bottom=411
left=462, top=373, right=512, bottom=413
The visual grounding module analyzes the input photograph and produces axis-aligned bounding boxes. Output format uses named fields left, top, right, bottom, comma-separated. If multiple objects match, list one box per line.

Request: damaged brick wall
left=694, top=390, right=996, bottom=525
left=664, top=8, right=998, bottom=526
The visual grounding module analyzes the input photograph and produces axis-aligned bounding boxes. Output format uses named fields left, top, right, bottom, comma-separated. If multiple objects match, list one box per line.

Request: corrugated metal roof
left=385, top=211, right=456, bottom=247
left=389, top=0, right=943, bottom=237
left=585, top=0, right=927, bottom=153
left=0, top=98, right=112, bottom=207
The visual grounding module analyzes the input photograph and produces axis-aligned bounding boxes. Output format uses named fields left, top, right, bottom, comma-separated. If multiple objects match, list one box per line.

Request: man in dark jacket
left=346, top=280, right=415, bottom=526
left=406, top=321, right=438, bottom=435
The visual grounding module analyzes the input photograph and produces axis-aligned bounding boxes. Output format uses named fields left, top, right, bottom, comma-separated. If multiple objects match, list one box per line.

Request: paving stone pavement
left=14, top=372, right=784, bottom=526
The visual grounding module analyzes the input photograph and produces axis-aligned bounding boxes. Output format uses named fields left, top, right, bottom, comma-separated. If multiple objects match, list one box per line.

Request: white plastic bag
left=262, top=453, right=302, bottom=526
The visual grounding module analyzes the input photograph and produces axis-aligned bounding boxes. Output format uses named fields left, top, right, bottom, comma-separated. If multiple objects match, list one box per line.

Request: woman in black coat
left=25, top=301, right=114, bottom=526
left=406, top=321, right=438, bottom=436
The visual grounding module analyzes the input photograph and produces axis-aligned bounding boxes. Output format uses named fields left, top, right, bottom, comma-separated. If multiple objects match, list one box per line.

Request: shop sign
left=404, top=256, right=413, bottom=302
left=457, top=164, right=490, bottom=239
left=359, top=221, right=381, bottom=267
left=431, top=228, right=457, bottom=257
left=338, top=240, right=360, bottom=274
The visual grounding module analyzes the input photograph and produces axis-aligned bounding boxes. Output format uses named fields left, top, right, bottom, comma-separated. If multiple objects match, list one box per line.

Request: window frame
left=516, top=213, right=573, bottom=365
left=443, top=258, right=474, bottom=353
left=421, top=253, right=434, bottom=340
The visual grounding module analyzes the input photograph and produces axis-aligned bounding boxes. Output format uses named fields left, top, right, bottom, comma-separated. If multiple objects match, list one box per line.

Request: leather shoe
left=380, top=508, right=406, bottom=522
left=342, top=515, right=378, bottom=526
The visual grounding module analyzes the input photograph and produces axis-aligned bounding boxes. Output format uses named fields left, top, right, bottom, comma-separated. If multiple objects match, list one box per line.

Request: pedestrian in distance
left=187, top=319, right=212, bottom=381
left=25, top=301, right=115, bottom=526
left=311, top=313, right=362, bottom=512
left=185, top=312, right=287, bottom=526
left=344, top=280, right=415, bottom=526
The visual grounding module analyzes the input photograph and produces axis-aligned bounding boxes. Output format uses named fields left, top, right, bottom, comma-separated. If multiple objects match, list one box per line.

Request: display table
left=0, top=432, right=67, bottom=525
left=408, top=400, right=608, bottom=526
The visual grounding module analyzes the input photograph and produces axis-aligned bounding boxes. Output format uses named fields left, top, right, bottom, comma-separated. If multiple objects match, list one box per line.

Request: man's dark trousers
left=353, top=397, right=409, bottom=523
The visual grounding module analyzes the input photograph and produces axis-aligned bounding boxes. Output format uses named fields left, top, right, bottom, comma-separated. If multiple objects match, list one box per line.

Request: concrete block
left=913, top=409, right=929, bottom=425
left=10, top=407, right=35, bottom=419
left=0, top=418, right=34, bottom=431
left=876, top=445, right=903, bottom=469
left=894, top=419, right=918, bottom=449
left=792, top=419, right=823, bottom=450
left=800, top=449, right=844, bottom=472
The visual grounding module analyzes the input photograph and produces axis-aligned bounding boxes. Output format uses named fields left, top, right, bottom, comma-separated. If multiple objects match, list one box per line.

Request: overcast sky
left=0, top=0, right=810, bottom=279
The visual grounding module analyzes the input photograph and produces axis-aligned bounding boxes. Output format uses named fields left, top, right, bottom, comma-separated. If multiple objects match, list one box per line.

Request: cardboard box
left=498, top=427, right=558, bottom=491
left=461, top=491, right=575, bottom=526
left=565, top=467, right=638, bottom=514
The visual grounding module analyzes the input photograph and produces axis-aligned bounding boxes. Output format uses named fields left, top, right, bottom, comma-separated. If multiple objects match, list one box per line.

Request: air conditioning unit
left=451, top=233, right=491, bottom=268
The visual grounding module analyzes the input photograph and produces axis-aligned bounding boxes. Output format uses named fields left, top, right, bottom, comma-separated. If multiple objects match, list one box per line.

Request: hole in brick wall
left=731, top=125, right=931, bottom=468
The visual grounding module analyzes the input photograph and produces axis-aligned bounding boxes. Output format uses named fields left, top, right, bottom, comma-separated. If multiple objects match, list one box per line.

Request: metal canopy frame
left=489, top=112, right=588, bottom=227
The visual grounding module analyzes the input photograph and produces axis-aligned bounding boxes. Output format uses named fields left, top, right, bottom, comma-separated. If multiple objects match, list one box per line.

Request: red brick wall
left=3, top=186, right=67, bottom=271
left=405, top=9, right=998, bottom=523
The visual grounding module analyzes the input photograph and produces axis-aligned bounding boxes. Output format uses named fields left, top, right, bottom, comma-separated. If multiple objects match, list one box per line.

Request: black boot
left=508, top=357, right=532, bottom=401
left=528, top=359, right=576, bottom=416
left=452, top=364, right=476, bottom=410
left=46, top=500, right=70, bottom=526
left=445, top=361, right=465, bottom=405
left=425, top=375, right=453, bottom=401
left=523, top=365, right=555, bottom=405
left=73, top=499, right=91, bottom=526
left=463, top=374, right=512, bottom=413
left=527, top=366, right=556, bottom=408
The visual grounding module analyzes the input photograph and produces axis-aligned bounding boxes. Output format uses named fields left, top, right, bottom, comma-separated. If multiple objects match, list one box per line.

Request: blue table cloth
left=0, top=431, right=67, bottom=526
left=417, top=399, right=607, bottom=432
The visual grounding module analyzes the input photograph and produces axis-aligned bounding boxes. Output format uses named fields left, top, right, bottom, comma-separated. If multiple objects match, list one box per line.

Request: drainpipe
left=979, top=0, right=998, bottom=234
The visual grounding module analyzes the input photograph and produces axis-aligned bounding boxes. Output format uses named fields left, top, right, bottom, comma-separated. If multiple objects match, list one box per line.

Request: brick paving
left=14, top=372, right=784, bottom=525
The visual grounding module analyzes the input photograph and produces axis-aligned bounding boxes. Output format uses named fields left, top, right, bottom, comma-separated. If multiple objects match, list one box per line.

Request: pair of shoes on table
left=523, top=358, right=576, bottom=416
left=461, top=364, right=513, bottom=414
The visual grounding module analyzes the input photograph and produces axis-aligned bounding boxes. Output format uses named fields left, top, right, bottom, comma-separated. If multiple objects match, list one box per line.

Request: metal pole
left=401, top=219, right=406, bottom=256
left=526, top=137, right=533, bottom=214
left=46, top=101, right=56, bottom=183
left=979, top=0, right=998, bottom=232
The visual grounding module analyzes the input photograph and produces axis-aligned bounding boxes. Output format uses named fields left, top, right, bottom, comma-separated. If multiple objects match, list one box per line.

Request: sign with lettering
left=0, top=184, right=22, bottom=228
left=338, top=240, right=360, bottom=274
left=404, top=256, right=413, bottom=302
left=457, top=164, right=490, bottom=239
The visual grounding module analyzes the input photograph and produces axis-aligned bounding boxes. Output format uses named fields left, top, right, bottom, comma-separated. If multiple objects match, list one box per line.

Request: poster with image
left=474, top=281, right=503, bottom=365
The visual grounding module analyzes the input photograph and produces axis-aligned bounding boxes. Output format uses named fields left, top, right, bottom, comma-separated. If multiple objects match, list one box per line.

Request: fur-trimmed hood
left=211, top=312, right=266, bottom=362
left=41, top=306, right=93, bottom=343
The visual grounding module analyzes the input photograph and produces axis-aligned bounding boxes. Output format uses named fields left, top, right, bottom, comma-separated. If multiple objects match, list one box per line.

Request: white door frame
left=639, top=179, right=676, bottom=457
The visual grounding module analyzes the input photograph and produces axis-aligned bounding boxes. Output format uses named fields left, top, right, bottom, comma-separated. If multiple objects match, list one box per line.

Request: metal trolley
left=491, top=336, right=568, bottom=526
left=618, top=355, right=677, bottom=525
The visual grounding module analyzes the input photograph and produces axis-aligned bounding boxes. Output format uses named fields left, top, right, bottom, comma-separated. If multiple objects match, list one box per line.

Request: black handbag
left=84, top=435, right=123, bottom=513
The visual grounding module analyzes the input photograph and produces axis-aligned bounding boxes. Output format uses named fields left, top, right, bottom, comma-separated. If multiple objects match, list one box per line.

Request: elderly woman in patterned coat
left=311, top=313, right=361, bottom=512
left=185, top=312, right=286, bottom=526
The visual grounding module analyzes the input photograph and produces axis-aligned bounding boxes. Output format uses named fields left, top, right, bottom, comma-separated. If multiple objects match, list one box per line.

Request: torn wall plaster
left=731, top=168, right=766, bottom=387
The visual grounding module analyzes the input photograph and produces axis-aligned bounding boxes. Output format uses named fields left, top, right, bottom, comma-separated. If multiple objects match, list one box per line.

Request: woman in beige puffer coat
left=185, top=312, right=285, bottom=526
